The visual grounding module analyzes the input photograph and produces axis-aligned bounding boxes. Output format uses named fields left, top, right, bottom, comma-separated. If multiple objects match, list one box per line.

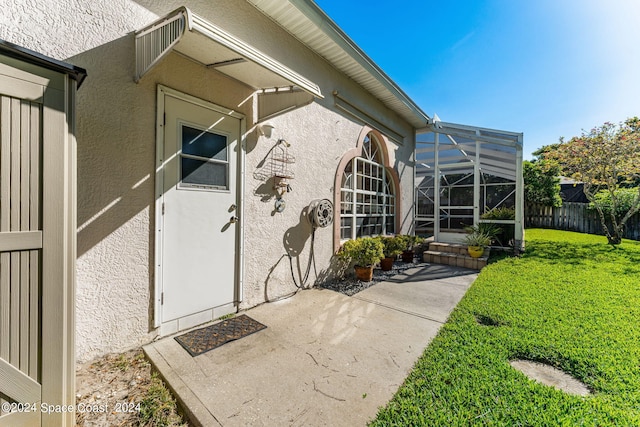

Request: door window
left=180, top=124, right=229, bottom=189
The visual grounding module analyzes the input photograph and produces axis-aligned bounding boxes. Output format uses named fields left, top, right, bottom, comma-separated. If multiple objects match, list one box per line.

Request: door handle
left=229, top=216, right=239, bottom=224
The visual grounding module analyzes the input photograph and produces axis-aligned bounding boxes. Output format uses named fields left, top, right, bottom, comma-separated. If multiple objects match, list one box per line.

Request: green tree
left=588, top=188, right=639, bottom=218
left=523, top=160, right=562, bottom=207
left=548, top=117, right=640, bottom=245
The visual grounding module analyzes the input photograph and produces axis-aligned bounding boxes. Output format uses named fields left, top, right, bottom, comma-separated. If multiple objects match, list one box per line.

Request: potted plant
left=377, top=235, right=404, bottom=271
left=398, top=234, right=425, bottom=263
left=463, top=226, right=492, bottom=258
left=338, top=237, right=384, bottom=281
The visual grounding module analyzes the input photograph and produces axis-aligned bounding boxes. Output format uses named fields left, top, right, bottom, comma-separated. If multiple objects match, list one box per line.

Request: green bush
left=481, top=206, right=515, bottom=220
left=480, top=207, right=516, bottom=247
left=523, top=160, right=562, bottom=207
left=397, top=234, right=425, bottom=251
left=588, top=187, right=640, bottom=218
left=377, top=235, right=405, bottom=258
left=338, top=237, right=384, bottom=267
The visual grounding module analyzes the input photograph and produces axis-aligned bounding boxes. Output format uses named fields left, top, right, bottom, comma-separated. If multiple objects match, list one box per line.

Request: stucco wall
left=1, top=0, right=417, bottom=361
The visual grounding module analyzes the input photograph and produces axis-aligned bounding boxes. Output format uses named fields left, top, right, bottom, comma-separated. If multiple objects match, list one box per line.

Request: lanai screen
left=415, top=121, right=524, bottom=250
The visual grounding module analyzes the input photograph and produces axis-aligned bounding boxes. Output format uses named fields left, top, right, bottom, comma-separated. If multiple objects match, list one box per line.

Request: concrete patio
left=144, top=264, right=477, bottom=426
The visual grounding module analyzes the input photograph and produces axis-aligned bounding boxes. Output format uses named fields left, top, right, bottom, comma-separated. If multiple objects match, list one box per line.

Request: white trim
left=153, top=85, right=245, bottom=329
left=237, top=116, right=246, bottom=305
left=246, top=0, right=430, bottom=128
left=153, top=87, right=165, bottom=328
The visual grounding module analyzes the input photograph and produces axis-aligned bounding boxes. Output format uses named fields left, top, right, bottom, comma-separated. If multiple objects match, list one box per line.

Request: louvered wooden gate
left=0, top=43, right=83, bottom=427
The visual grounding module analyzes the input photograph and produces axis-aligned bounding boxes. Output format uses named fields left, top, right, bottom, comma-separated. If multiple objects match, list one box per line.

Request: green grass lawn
left=371, top=229, right=640, bottom=426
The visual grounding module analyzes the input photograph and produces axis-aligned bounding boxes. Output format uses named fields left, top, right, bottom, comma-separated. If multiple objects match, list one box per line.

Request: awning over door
left=134, top=6, right=323, bottom=98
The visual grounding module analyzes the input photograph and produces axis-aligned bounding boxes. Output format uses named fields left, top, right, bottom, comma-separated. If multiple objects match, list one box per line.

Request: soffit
left=245, top=0, right=430, bottom=129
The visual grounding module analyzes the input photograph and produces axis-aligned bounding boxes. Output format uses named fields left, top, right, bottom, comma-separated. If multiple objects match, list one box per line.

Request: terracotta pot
left=380, top=257, right=395, bottom=271
left=467, top=246, right=484, bottom=258
left=354, top=265, right=374, bottom=281
left=401, top=250, right=414, bottom=263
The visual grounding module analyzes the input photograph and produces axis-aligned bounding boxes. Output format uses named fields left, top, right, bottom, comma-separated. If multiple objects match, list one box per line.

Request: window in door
left=180, top=124, right=229, bottom=190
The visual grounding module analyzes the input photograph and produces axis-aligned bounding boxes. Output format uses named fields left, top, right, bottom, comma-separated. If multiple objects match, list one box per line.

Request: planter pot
left=354, top=265, right=374, bottom=282
left=467, top=246, right=485, bottom=258
left=380, top=257, right=395, bottom=271
left=401, top=250, right=414, bottom=263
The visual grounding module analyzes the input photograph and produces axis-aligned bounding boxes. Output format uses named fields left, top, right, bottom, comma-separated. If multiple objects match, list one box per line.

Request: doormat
left=175, top=315, right=267, bottom=357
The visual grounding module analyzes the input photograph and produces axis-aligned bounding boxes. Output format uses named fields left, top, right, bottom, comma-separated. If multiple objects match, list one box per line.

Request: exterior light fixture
left=257, top=122, right=275, bottom=138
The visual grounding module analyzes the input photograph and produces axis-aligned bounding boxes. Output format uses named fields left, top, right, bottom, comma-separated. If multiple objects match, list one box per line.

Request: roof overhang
left=134, top=6, right=323, bottom=98
left=0, top=39, right=87, bottom=88
left=246, top=0, right=430, bottom=129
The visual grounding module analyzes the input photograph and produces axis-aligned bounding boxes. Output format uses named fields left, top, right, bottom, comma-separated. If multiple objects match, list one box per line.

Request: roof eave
left=0, top=39, right=87, bottom=88
left=246, top=0, right=430, bottom=129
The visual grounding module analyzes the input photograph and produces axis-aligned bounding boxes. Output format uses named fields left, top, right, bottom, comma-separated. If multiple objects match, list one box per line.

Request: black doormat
left=175, top=315, right=267, bottom=356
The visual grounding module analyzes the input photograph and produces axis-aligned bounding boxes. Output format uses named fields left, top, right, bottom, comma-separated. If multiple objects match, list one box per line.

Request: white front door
left=158, top=88, right=242, bottom=327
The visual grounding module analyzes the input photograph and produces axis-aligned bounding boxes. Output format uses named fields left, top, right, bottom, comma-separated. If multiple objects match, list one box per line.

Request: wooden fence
left=525, top=202, right=640, bottom=241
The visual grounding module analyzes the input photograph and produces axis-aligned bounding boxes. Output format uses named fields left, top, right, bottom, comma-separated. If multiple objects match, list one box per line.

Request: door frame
left=154, top=85, right=245, bottom=329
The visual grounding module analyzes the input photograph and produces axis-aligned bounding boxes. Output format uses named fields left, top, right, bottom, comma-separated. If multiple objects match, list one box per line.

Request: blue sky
left=313, top=0, right=640, bottom=159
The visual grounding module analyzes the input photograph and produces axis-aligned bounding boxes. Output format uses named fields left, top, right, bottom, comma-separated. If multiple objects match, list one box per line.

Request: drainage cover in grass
left=510, top=360, right=591, bottom=396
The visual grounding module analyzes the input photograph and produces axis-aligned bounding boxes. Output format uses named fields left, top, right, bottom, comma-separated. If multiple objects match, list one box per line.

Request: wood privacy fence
left=525, top=202, right=640, bottom=241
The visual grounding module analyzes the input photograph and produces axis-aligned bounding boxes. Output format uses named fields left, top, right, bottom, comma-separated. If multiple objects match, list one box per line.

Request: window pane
left=182, top=126, right=227, bottom=161
left=340, top=217, right=352, bottom=240
left=341, top=172, right=352, bottom=189
left=356, top=216, right=383, bottom=238
left=386, top=216, right=395, bottom=234
left=340, top=133, right=397, bottom=240
left=182, top=158, right=228, bottom=188
left=345, top=160, right=353, bottom=174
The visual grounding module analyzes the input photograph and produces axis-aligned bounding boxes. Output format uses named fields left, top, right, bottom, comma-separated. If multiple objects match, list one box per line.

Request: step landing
left=423, top=242, right=489, bottom=270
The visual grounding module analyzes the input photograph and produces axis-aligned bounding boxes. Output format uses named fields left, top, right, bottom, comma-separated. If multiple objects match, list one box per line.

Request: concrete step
left=423, top=249, right=489, bottom=270
left=427, top=242, right=468, bottom=255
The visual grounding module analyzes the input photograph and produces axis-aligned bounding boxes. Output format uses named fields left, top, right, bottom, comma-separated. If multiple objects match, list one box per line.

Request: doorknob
left=229, top=216, right=239, bottom=224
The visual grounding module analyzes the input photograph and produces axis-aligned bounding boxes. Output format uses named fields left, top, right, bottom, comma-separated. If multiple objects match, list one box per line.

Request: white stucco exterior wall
left=1, top=0, right=418, bottom=361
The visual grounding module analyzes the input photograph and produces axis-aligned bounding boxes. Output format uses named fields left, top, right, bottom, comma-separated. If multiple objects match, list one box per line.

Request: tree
left=588, top=188, right=639, bottom=218
left=523, top=160, right=562, bottom=207
left=549, top=117, right=640, bottom=245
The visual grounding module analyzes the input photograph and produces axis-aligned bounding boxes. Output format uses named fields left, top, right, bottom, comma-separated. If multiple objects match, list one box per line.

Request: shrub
left=588, top=187, right=639, bottom=218
left=397, top=234, right=425, bottom=251
left=480, top=207, right=516, bottom=247
left=338, top=237, right=384, bottom=267
left=481, top=206, right=515, bottom=220
left=377, top=235, right=405, bottom=258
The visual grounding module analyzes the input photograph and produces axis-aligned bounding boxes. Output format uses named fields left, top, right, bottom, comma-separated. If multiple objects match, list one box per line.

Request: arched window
left=339, top=132, right=396, bottom=240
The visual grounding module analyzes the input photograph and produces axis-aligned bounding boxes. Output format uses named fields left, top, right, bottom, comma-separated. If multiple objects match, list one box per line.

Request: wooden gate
left=0, top=42, right=84, bottom=427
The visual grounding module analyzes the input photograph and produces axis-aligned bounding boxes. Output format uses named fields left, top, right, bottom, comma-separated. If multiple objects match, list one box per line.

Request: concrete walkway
left=144, top=264, right=477, bottom=427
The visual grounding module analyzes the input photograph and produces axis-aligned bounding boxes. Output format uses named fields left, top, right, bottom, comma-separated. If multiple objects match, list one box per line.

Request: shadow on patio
left=144, top=265, right=477, bottom=426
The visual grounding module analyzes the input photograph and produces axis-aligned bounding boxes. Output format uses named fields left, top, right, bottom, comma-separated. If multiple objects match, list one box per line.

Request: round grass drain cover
left=510, top=360, right=591, bottom=396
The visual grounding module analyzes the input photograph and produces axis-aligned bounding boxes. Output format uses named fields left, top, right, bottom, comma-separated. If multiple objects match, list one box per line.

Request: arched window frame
left=333, top=127, right=401, bottom=251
